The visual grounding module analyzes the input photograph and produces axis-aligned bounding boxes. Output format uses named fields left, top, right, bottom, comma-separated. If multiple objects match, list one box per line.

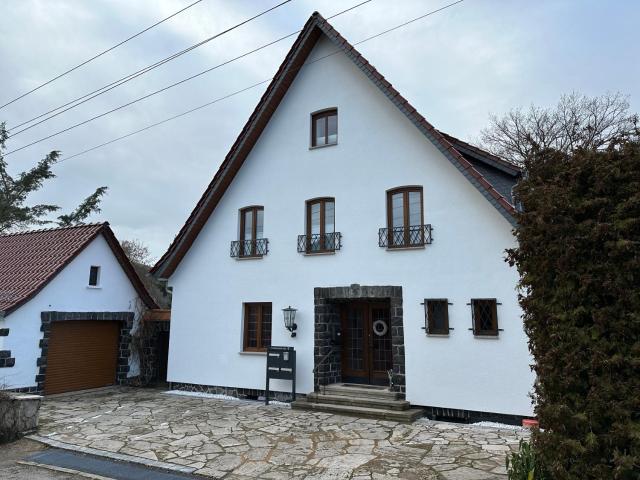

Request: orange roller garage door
left=44, top=321, right=120, bottom=395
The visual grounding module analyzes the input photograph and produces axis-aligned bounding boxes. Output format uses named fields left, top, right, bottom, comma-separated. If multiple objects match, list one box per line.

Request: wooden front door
left=340, top=301, right=393, bottom=385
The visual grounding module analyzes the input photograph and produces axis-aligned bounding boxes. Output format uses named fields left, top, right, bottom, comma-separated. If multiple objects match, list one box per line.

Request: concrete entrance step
left=291, top=397, right=423, bottom=422
left=322, top=383, right=402, bottom=400
left=305, top=392, right=410, bottom=411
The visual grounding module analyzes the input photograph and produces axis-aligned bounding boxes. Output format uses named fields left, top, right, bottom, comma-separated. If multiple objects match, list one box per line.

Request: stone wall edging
left=171, top=382, right=298, bottom=403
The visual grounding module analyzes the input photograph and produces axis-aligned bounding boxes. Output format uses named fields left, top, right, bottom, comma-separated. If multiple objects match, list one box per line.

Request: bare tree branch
left=481, top=92, right=637, bottom=165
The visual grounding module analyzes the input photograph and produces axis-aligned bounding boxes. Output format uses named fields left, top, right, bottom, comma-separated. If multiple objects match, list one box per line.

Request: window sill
left=426, top=332, right=450, bottom=337
left=239, top=351, right=267, bottom=356
left=385, top=245, right=426, bottom=251
left=235, top=255, right=264, bottom=261
left=303, top=250, right=336, bottom=256
left=472, top=333, right=500, bottom=339
left=86, top=285, right=102, bottom=289
left=309, top=143, right=337, bottom=150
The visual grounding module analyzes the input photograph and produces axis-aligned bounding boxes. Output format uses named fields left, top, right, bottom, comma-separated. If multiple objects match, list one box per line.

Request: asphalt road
left=0, top=439, right=83, bottom=479
left=1, top=438, right=204, bottom=479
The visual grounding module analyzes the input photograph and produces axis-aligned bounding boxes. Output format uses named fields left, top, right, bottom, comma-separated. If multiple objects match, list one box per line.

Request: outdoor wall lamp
left=282, top=306, right=298, bottom=337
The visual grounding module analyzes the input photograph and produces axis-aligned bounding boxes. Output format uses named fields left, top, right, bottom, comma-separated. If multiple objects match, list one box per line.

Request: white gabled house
left=0, top=223, right=157, bottom=394
left=152, top=12, right=533, bottom=421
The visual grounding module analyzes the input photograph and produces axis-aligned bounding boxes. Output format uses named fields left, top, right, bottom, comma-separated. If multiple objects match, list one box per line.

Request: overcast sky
left=1, top=0, right=638, bottom=259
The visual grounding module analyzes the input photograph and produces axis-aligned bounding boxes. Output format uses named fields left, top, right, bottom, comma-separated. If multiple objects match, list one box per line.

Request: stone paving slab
left=35, top=387, right=529, bottom=479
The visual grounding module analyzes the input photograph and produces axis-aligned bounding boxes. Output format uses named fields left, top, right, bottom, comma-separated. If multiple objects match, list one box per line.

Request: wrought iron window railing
left=297, top=232, right=342, bottom=253
left=230, top=238, right=269, bottom=258
left=378, top=224, right=433, bottom=248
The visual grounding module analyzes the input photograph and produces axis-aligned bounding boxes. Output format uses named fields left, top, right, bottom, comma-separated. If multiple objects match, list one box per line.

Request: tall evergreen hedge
left=508, top=137, right=640, bottom=479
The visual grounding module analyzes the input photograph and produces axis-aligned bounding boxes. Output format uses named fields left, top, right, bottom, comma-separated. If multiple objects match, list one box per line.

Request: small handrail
left=378, top=224, right=433, bottom=248
left=312, top=346, right=334, bottom=394
left=297, top=232, right=342, bottom=253
left=230, top=238, right=269, bottom=257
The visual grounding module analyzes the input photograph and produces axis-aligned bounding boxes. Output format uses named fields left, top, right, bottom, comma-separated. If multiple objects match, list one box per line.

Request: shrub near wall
left=508, top=137, right=640, bottom=479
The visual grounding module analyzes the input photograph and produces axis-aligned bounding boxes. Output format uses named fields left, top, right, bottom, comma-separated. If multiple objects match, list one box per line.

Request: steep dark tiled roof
left=152, top=12, right=519, bottom=278
left=0, top=223, right=157, bottom=316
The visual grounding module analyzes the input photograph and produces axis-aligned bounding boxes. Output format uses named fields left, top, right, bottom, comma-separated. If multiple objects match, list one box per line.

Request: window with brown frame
left=386, top=186, right=424, bottom=247
left=424, top=299, right=450, bottom=335
left=311, top=109, right=337, bottom=147
left=305, top=197, right=335, bottom=252
left=471, top=299, right=499, bottom=336
left=243, top=303, right=272, bottom=351
left=239, top=206, right=264, bottom=257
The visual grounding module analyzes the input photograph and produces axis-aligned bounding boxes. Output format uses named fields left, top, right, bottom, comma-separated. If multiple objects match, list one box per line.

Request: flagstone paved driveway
left=35, top=387, right=529, bottom=479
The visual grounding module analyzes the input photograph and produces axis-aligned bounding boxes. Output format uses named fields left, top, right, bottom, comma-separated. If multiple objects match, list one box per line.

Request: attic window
left=88, top=266, right=101, bottom=287
left=311, top=109, right=337, bottom=147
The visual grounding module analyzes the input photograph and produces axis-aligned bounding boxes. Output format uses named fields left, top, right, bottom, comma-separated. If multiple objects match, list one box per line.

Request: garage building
left=0, top=223, right=157, bottom=394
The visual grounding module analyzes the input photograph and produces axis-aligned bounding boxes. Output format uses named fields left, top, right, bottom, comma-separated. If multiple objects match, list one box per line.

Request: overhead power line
left=7, top=0, right=294, bottom=133
left=5, top=0, right=464, bottom=157
left=59, top=80, right=273, bottom=163
left=4, top=0, right=369, bottom=151
left=55, top=0, right=464, bottom=164
left=0, top=0, right=205, bottom=110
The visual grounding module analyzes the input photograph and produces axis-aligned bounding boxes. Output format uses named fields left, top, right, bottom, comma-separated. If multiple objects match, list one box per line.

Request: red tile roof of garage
left=0, top=223, right=157, bottom=316
left=151, top=12, right=520, bottom=279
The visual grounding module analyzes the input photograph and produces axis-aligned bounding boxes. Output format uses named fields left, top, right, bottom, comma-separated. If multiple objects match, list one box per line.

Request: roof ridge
left=0, top=222, right=107, bottom=238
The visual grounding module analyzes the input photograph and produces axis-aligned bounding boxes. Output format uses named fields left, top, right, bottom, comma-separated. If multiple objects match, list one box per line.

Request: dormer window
left=311, top=109, right=337, bottom=147
left=88, top=266, right=101, bottom=286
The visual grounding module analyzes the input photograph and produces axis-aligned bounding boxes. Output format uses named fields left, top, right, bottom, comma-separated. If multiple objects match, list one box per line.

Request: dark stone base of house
left=5, top=386, right=40, bottom=394
left=421, top=405, right=531, bottom=426
left=170, top=382, right=297, bottom=403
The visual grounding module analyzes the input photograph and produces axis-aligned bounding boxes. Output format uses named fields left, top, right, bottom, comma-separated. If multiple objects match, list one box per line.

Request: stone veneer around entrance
left=313, top=284, right=405, bottom=392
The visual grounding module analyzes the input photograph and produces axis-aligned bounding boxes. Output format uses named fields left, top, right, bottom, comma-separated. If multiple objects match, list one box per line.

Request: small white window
left=88, top=266, right=101, bottom=286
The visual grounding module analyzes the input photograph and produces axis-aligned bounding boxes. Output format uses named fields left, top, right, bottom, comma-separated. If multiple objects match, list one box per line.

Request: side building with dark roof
left=152, top=12, right=532, bottom=422
left=0, top=223, right=157, bottom=394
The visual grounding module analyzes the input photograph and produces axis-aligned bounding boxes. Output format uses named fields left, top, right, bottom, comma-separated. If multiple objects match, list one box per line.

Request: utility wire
left=8, top=28, right=299, bottom=138
left=0, top=0, right=205, bottom=110
left=5, top=0, right=368, bottom=149
left=57, top=1, right=376, bottom=164
left=7, top=0, right=294, bottom=133
left=12, top=0, right=463, bottom=159
left=59, top=80, right=273, bottom=163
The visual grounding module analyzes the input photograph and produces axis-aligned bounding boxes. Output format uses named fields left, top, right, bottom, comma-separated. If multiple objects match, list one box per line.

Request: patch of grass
left=506, top=440, right=545, bottom=480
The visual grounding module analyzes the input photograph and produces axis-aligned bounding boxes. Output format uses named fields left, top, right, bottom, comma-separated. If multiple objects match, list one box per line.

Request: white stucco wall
left=0, top=234, right=142, bottom=390
left=167, top=36, right=534, bottom=416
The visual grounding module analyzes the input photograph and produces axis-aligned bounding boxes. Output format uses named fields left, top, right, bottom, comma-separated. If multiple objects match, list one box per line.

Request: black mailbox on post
left=265, top=346, right=296, bottom=405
